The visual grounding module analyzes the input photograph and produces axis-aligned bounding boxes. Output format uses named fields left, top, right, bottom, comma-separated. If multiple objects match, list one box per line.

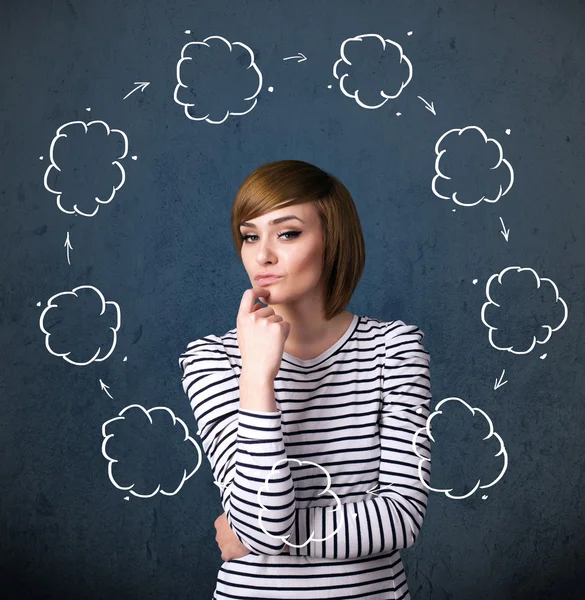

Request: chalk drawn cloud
left=43, top=120, right=128, bottom=217
left=39, top=285, right=121, bottom=366
left=174, top=35, right=262, bottom=124
left=481, top=266, right=568, bottom=354
left=257, top=459, right=343, bottom=549
left=432, top=125, right=514, bottom=206
left=101, top=404, right=202, bottom=498
left=333, top=33, right=413, bottom=109
left=413, top=397, right=508, bottom=499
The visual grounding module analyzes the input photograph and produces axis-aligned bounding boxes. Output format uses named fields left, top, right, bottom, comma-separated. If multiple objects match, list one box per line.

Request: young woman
left=179, top=160, right=432, bottom=599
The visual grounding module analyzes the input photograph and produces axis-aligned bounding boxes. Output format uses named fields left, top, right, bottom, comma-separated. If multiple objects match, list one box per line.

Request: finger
left=251, top=301, right=265, bottom=312
left=238, top=287, right=270, bottom=318
left=251, top=305, right=277, bottom=320
left=251, top=287, right=270, bottom=307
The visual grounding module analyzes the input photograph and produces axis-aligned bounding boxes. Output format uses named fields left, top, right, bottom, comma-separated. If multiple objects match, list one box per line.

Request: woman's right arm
left=179, top=336, right=296, bottom=555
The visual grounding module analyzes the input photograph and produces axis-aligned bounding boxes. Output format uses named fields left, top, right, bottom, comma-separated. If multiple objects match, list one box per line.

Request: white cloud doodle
left=43, top=120, right=128, bottom=217
left=257, top=459, right=343, bottom=548
left=333, top=33, right=413, bottom=109
left=432, top=125, right=514, bottom=206
left=173, top=35, right=262, bottom=124
left=39, top=285, right=121, bottom=366
left=413, top=397, right=508, bottom=499
left=481, top=266, right=568, bottom=354
left=101, top=404, right=202, bottom=498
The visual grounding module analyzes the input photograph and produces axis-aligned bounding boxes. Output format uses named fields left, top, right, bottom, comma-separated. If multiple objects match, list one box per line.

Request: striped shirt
left=179, top=314, right=432, bottom=599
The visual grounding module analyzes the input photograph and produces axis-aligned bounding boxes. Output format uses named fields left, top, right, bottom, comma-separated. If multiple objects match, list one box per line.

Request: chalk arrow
left=417, top=95, right=436, bottom=115
left=494, top=369, right=508, bottom=390
left=64, top=232, right=73, bottom=266
left=499, top=217, right=510, bottom=242
left=366, top=483, right=395, bottom=497
left=123, top=82, right=151, bottom=100
left=283, top=53, right=307, bottom=63
left=99, top=379, right=114, bottom=399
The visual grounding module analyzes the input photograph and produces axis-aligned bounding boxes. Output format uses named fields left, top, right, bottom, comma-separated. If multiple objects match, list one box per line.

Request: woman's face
left=238, top=202, right=325, bottom=304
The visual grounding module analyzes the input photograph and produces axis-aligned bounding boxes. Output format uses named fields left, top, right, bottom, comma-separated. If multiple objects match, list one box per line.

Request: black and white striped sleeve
left=287, top=320, right=432, bottom=558
left=179, top=336, right=296, bottom=555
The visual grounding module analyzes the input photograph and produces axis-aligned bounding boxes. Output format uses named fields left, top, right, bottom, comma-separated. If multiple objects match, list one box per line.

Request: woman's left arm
left=287, top=321, right=432, bottom=559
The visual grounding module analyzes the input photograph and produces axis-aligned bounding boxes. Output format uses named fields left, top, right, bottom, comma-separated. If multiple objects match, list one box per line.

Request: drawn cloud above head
left=174, top=35, right=263, bottom=124
left=333, top=33, right=413, bottom=109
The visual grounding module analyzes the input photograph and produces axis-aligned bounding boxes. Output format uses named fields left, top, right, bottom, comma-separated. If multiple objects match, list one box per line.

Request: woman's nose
left=255, top=241, right=276, bottom=261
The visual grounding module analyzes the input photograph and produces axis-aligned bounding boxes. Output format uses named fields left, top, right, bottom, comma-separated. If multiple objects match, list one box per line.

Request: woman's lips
left=256, top=276, right=282, bottom=286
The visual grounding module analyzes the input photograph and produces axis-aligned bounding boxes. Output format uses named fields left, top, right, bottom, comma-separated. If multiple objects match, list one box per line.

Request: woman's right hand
left=236, top=287, right=291, bottom=381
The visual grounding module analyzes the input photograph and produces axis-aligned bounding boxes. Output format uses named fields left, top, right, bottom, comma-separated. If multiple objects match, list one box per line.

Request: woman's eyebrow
left=239, top=216, right=304, bottom=228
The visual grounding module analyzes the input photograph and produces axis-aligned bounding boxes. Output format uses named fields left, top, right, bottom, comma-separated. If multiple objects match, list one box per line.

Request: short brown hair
left=231, top=160, right=365, bottom=321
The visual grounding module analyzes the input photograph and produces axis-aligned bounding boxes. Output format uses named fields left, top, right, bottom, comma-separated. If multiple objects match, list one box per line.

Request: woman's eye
left=240, top=230, right=301, bottom=243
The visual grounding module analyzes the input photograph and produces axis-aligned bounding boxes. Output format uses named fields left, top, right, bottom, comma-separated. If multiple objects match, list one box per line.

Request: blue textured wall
left=1, top=0, right=584, bottom=598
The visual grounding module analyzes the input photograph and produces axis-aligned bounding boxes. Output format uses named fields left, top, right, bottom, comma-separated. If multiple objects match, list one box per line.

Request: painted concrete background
left=1, top=0, right=583, bottom=598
